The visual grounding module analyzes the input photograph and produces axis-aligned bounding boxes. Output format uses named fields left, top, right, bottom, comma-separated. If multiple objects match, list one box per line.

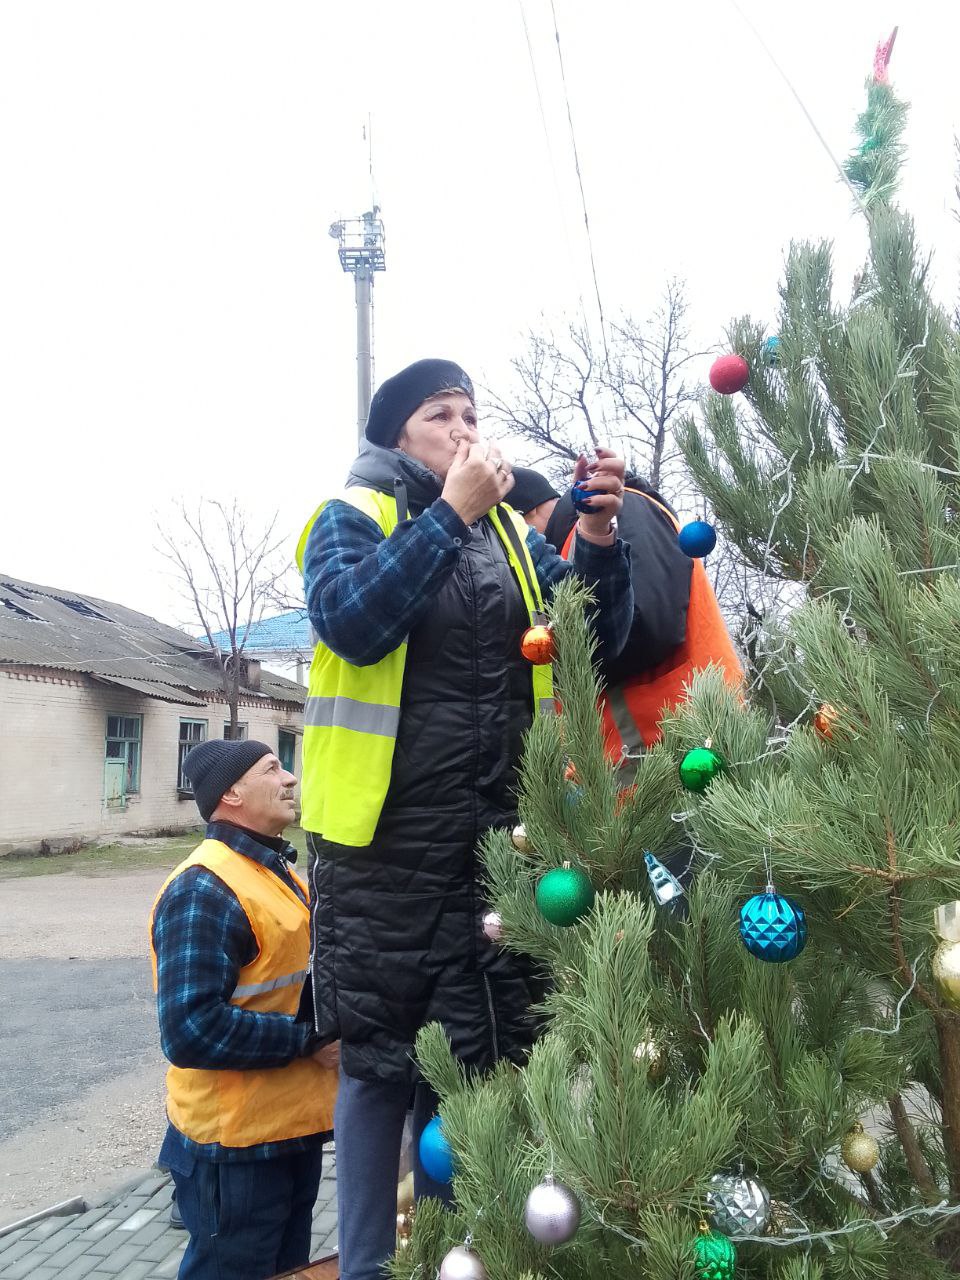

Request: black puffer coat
left=307, top=451, right=546, bottom=1085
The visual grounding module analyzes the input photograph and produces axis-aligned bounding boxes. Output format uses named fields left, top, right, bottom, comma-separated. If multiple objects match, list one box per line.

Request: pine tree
left=391, top=40, right=960, bottom=1279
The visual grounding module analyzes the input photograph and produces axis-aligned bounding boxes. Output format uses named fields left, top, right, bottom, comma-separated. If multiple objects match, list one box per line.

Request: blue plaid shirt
left=153, top=821, right=326, bottom=1166
left=303, top=496, right=633, bottom=666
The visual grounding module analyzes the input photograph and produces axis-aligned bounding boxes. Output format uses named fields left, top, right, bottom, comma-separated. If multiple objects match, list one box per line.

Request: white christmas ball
left=439, top=1245, right=489, bottom=1280
left=524, top=1177, right=581, bottom=1244
left=482, top=910, right=504, bottom=942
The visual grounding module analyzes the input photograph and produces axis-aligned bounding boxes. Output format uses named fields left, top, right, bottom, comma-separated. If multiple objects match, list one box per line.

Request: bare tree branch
left=158, top=500, right=289, bottom=738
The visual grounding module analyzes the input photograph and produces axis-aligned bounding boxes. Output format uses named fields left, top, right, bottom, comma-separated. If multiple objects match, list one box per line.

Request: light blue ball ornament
left=763, top=335, right=781, bottom=366
left=419, top=1115, right=454, bottom=1183
left=739, top=890, right=807, bottom=963
left=678, top=520, right=717, bottom=558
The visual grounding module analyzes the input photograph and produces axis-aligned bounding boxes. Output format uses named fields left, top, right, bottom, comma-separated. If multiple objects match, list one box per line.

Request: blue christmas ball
left=419, top=1115, right=454, bottom=1183
left=763, top=335, right=781, bottom=366
left=739, top=891, right=807, bottom=963
left=571, top=478, right=603, bottom=513
left=678, top=520, right=717, bottom=558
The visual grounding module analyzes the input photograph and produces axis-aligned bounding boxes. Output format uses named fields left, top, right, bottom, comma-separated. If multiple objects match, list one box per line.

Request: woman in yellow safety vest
left=297, top=358, right=633, bottom=1280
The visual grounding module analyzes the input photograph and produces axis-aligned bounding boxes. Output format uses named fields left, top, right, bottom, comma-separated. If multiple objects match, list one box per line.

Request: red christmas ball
left=709, top=354, right=750, bottom=395
left=520, top=623, right=555, bottom=665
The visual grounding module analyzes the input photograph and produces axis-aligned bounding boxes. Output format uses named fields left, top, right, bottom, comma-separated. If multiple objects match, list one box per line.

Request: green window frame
left=105, top=714, right=142, bottom=795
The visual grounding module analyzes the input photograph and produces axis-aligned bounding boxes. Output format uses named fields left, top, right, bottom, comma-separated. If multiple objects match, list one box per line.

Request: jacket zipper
left=482, top=973, right=500, bottom=1064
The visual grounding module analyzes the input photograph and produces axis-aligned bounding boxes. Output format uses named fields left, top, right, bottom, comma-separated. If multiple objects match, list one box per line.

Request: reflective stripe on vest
left=148, top=840, right=337, bottom=1149
left=561, top=490, right=743, bottom=756
left=297, top=488, right=554, bottom=847
left=232, top=968, right=308, bottom=1000
left=303, top=695, right=401, bottom=737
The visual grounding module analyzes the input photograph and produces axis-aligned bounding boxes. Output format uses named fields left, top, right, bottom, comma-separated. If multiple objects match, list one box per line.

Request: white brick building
left=0, top=574, right=306, bottom=855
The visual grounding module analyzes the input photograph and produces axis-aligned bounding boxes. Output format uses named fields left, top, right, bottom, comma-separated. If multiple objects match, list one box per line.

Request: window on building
left=223, top=722, right=248, bottom=741
left=178, top=719, right=208, bottom=791
left=105, top=715, right=142, bottom=795
left=278, top=729, right=296, bottom=775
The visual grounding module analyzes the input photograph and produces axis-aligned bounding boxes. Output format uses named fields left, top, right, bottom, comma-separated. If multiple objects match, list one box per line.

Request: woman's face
left=397, top=392, right=479, bottom=479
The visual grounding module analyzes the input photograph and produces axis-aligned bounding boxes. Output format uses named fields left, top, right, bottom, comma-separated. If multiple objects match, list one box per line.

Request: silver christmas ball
left=708, top=1173, right=771, bottom=1236
left=482, top=910, right=504, bottom=942
left=439, top=1245, right=489, bottom=1280
left=524, top=1177, right=581, bottom=1244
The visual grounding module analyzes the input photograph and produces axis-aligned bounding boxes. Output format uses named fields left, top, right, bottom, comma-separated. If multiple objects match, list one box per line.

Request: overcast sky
left=2, top=1, right=958, bottom=630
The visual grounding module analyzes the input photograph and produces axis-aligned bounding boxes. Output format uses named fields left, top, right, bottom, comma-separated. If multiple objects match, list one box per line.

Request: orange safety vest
left=149, top=839, right=337, bottom=1149
left=561, top=490, right=743, bottom=759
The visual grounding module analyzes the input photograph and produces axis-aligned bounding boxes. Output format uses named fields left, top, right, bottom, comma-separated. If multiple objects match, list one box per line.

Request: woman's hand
left=575, top=449, right=624, bottom=544
left=441, top=438, right=515, bottom=525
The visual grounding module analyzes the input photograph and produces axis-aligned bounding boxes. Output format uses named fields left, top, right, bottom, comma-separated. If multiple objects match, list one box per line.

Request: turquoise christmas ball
left=419, top=1115, right=454, bottom=1183
left=536, top=865, right=595, bottom=927
left=739, top=891, right=807, bottom=962
left=763, top=335, right=781, bottom=365
left=678, top=520, right=717, bottom=558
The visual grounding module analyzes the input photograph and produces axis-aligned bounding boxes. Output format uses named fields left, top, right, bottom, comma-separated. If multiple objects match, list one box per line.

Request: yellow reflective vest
left=296, top=488, right=554, bottom=846
left=149, top=839, right=337, bottom=1149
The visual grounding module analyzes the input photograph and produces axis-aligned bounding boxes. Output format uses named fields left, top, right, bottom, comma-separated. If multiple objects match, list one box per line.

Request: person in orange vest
left=149, top=739, right=338, bottom=1280
left=509, top=465, right=743, bottom=767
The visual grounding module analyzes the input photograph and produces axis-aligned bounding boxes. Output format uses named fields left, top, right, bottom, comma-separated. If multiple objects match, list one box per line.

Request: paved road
left=0, top=868, right=171, bottom=1223
left=0, top=957, right=158, bottom=1141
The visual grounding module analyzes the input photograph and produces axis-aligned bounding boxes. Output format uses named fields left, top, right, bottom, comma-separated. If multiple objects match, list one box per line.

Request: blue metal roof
left=204, top=611, right=312, bottom=653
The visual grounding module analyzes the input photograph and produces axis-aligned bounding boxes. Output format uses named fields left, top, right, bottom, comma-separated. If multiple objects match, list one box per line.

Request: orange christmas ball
left=814, top=703, right=839, bottom=740
left=521, top=623, right=555, bottom=665
left=564, top=762, right=579, bottom=783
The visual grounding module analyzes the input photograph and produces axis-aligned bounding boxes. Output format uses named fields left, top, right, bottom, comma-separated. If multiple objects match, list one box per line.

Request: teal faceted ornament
left=739, top=888, right=807, bottom=963
left=693, top=1224, right=736, bottom=1280
left=763, top=335, right=781, bottom=366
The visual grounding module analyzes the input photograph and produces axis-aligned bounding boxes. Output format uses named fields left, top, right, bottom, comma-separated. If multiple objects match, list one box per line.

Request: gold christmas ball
left=814, top=702, right=840, bottom=740
left=633, top=1039, right=666, bottom=1081
left=841, top=1122, right=880, bottom=1173
left=397, top=1170, right=414, bottom=1214
left=933, top=938, right=960, bottom=1010
left=520, top=623, right=555, bottom=665
left=511, top=823, right=533, bottom=854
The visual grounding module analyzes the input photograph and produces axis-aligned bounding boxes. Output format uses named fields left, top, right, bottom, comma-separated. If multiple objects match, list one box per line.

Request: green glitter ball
left=679, top=746, right=725, bottom=793
left=535, top=865, right=595, bottom=927
left=693, top=1227, right=736, bottom=1280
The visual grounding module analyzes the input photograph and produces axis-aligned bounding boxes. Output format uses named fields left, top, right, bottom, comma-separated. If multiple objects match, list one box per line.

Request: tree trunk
left=936, top=1013, right=960, bottom=1199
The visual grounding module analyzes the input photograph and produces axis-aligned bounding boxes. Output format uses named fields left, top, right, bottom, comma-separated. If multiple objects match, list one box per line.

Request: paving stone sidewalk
left=0, top=1153, right=337, bottom=1280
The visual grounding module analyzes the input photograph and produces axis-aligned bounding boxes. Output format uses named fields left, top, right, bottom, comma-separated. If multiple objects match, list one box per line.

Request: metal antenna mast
left=329, top=122, right=386, bottom=441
